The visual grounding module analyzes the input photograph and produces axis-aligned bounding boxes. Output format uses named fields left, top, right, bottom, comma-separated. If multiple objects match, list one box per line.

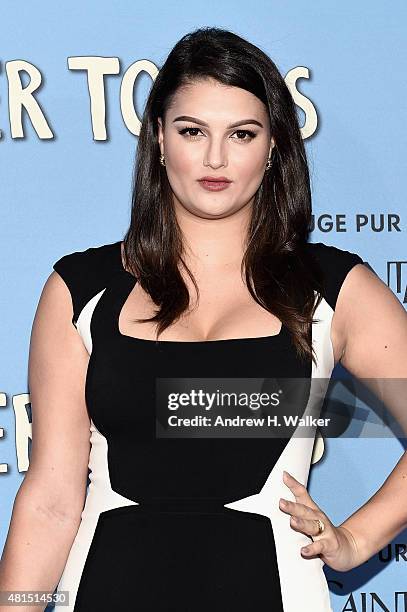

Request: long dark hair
left=122, top=26, right=324, bottom=364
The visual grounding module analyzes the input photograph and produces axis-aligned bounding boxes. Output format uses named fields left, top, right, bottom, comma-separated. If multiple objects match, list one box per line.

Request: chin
left=194, top=204, right=234, bottom=218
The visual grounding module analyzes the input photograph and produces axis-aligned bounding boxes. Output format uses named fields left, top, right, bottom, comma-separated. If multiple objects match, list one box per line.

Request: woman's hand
left=279, top=470, right=360, bottom=572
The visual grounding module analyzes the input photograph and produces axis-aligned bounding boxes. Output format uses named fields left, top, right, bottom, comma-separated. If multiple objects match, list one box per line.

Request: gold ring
left=315, top=518, right=325, bottom=535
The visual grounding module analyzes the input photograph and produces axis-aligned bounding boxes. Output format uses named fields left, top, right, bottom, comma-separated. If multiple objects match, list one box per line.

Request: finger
left=279, top=498, right=322, bottom=521
left=283, top=471, right=320, bottom=511
left=301, top=538, right=326, bottom=557
left=290, top=515, right=328, bottom=538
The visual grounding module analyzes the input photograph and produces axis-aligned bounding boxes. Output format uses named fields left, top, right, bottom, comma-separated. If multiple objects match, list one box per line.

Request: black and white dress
left=52, top=239, right=364, bottom=612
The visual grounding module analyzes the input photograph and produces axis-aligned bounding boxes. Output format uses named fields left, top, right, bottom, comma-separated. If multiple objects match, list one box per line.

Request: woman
left=1, top=26, right=406, bottom=612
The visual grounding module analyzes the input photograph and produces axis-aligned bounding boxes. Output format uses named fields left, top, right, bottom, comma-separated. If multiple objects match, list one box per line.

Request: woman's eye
left=178, top=127, right=257, bottom=142
left=178, top=127, right=203, bottom=139
left=231, top=129, right=256, bottom=142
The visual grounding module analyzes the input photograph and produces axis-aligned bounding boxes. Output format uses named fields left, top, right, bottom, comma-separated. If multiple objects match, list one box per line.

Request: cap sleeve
left=53, top=251, right=86, bottom=327
left=307, top=241, right=365, bottom=311
left=52, top=240, right=123, bottom=328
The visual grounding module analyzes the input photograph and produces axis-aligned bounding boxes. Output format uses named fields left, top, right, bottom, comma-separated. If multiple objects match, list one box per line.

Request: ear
left=269, top=136, right=276, bottom=157
left=157, top=117, right=164, bottom=155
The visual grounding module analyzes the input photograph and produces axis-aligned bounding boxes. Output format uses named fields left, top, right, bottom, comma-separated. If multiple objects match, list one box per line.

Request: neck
left=173, top=198, right=253, bottom=272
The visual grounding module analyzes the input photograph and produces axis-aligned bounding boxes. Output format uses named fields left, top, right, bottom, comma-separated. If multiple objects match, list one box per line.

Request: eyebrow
left=172, top=115, right=264, bottom=129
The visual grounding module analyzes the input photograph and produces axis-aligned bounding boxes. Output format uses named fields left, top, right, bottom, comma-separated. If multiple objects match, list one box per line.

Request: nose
left=203, top=137, right=227, bottom=169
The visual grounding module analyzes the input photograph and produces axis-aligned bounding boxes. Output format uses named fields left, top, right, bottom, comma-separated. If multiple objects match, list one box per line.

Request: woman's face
left=157, top=79, right=275, bottom=219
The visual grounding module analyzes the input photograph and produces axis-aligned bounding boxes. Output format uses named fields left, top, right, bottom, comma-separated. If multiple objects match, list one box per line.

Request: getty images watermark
left=155, top=377, right=407, bottom=439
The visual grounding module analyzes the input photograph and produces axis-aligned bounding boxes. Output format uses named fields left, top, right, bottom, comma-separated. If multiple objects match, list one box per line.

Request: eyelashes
left=177, top=126, right=257, bottom=143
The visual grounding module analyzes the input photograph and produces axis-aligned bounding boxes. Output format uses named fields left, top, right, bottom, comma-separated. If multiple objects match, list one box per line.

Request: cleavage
left=118, top=278, right=282, bottom=342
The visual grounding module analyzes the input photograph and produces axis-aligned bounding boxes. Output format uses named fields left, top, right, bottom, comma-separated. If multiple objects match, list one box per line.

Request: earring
left=265, top=146, right=276, bottom=172
left=160, top=153, right=166, bottom=167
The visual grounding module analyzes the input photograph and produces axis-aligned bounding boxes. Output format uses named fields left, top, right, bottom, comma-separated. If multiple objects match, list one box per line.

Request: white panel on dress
left=57, top=422, right=137, bottom=610
left=75, top=289, right=106, bottom=355
left=225, top=294, right=336, bottom=612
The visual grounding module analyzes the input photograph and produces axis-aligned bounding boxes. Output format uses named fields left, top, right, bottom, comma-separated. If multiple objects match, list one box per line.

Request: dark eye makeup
left=177, top=126, right=257, bottom=142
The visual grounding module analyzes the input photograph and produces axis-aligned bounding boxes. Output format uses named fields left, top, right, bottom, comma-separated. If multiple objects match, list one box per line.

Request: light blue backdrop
left=1, top=2, right=406, bottom=610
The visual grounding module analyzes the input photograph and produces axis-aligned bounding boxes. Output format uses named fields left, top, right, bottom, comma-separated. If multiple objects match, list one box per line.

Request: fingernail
left=280, top=499, right=287, bottom=507
left=302, top=547, right=310, bottom=554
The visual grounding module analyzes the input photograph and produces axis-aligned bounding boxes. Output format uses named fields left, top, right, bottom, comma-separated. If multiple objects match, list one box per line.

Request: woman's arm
left=330, top=262, right=407, bottom=567
left=0, top=270, right=92, bottom=611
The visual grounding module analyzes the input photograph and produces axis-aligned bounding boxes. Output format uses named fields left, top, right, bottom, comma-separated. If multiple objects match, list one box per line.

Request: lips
left=198, top=178, right=232, bottom=192
left=198, top=176, right=231, bottom=183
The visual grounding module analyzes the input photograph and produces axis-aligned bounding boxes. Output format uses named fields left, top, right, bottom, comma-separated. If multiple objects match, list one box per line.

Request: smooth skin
left=1, top=79, right=406, bottom=611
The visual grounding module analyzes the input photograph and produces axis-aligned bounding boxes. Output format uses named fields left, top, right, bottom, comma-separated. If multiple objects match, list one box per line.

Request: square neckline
left=115, top=241, right=287, bottom=345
